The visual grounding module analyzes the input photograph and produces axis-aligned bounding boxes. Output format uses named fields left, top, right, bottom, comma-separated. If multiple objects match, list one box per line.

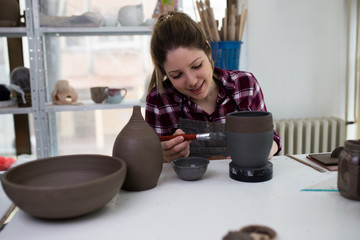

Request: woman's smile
left=188, top=81, right=205, bottom=95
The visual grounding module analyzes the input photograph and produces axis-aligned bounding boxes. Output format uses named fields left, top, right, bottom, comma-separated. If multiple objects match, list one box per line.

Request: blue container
left=210, top=41, right=242, bottom=70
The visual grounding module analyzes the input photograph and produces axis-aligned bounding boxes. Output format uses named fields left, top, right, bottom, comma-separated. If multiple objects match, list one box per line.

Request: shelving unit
left=0, top=0, right=154, bottom=158
left=0, top=27, right=27, bottom=37
left=45, top=99, right=145, bottom=113
left=40, top=26, right=153, bottom=36
left=0, top=106, right=32, bottom=115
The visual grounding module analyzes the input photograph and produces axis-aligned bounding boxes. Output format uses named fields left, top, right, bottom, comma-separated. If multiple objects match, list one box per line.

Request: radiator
left=273, top=117, right=346, bottom=155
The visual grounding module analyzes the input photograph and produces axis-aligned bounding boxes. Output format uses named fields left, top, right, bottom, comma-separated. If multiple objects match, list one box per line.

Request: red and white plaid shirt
left=145, top=67, right=282, bottom=152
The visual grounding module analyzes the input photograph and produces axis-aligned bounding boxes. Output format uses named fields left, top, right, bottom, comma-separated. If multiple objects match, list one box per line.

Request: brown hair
left=148, top=11, right=212, bottom=93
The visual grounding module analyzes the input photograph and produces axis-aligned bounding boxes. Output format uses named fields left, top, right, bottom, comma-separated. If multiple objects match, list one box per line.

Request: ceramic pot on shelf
left=0, top=0, right=20, bottom=27
left=112, top=105, right=163, bottom=191
left=117, top=4, right=144, bottom=26
left=225, top=111, right=274, bottom=182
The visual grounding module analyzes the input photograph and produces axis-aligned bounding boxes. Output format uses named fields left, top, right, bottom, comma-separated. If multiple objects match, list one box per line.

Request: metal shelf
left=0, top=27, right=27, bottom=37
left=45, top=99, right=145, bottom=112
left=1, top=0, right=154, bottom=158
left=40, top=26, right=153, bottom=36
left=0, top=106, right=32, bottom=114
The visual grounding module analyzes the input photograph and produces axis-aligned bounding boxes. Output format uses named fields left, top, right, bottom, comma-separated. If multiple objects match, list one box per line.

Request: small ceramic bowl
left=1, top=154, right=127, bottom=219
left=172, top=157, right=209, bottom=181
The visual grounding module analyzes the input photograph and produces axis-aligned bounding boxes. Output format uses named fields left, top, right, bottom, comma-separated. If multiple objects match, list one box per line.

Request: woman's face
left=163, top=47, right=215, bottom=102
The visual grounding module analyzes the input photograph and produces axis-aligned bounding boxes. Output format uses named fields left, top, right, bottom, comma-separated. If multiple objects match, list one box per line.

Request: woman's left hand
left=268, top=140, right=279, bottom=159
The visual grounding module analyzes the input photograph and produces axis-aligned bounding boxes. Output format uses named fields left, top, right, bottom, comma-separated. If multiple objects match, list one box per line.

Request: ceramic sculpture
left=10, top=67, right=31, bottom=107
left=51, top=80, right=78, bottom=105
left=112, top=105, right=163, bottom=191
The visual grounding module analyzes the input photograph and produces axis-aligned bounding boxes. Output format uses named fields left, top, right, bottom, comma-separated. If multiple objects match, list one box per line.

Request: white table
left=1, top=155, right=360, bottom=240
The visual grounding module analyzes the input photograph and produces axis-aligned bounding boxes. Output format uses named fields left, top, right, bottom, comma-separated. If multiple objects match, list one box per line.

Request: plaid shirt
left=145, top=68, right=282, bottom=151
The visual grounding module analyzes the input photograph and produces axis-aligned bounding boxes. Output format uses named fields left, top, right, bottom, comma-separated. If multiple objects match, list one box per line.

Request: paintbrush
left=159, top=132, right=226, bottom=141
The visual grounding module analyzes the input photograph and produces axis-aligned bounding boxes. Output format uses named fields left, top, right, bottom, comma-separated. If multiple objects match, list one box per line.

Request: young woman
left=145, top=11, right=281, bottom=163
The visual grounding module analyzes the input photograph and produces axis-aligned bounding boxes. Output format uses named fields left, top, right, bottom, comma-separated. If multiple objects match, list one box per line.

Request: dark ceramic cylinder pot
left=112, top=105, right=163, bottom=191
left=225, top=111, right=273, bottom=168
left=338, top=140, right=360, bottom=201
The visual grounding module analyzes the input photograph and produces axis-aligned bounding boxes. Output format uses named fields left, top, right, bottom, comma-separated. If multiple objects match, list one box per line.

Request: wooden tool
left=0, top=203, right=16, bottom=230
left=286, top=154, right=326, bottom=173
left=195, top=0, right=248, bottom=41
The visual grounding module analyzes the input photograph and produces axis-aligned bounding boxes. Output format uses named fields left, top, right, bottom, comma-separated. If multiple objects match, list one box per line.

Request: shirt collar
left=214, top=67, right=235, bottom=100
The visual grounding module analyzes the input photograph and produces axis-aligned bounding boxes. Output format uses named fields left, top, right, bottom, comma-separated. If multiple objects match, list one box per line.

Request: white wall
left=244, top=0, right=347, bottom=120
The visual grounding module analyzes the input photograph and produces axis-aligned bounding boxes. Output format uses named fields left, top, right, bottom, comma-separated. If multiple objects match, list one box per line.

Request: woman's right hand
left=161, top=129, right=190, bottom=163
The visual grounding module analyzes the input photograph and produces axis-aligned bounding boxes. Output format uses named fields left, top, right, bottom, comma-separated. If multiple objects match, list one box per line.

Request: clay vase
left=225, top=111, right=273, bottom=168
left=112, top=105, right=163, bottom=191
left=0, top=0, right=20, bottom=27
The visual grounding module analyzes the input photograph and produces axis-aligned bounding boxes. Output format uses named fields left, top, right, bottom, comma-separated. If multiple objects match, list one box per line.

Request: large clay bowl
left=1, top=154, right=126, bottom=219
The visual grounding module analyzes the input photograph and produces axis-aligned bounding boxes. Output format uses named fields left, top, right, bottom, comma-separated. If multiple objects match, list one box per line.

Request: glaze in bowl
left=172, top=157, right=209, bottom=181
left=1, top=154, right=127, bottom=219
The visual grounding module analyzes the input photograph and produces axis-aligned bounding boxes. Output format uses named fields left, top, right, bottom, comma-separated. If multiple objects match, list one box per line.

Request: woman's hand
left=268, top=140, right=279, bottom=159
left=161, top=129, right=191, bottom=163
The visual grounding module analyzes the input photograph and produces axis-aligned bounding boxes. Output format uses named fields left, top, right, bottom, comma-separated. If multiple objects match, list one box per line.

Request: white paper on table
left=301, top=176, right=338, bottom=192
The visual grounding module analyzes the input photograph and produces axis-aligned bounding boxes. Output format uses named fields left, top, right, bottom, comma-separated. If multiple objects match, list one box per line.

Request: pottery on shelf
left=0, top=84, right=11, bottom=101
left=106, top=88, right=127, bottom=104
left=117, top=4, right=144, bottom=26
left=91, top=86, right=108, bottom=104
left=10, top=67, right=32, bottom=107
left=0, top=0, right=20, bottom=27
left=112, top=105, right=163, bottom=191
left=51, top=80, right=78, bottom=105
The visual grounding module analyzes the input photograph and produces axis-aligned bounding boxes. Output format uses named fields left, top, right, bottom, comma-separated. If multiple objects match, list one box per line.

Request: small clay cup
left=107, top=88, right=127, bottom=104
left=225, top=111, right=273, bottom=168
left=91, top=87, right=108, bottom=103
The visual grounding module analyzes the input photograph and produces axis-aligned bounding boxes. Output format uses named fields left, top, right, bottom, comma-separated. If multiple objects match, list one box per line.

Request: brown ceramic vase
left=112, top=105, right=163, bottom=191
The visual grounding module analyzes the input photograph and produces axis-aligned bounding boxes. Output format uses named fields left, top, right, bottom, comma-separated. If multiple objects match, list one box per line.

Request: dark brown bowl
left=1, top=154, right=126, bottom=219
